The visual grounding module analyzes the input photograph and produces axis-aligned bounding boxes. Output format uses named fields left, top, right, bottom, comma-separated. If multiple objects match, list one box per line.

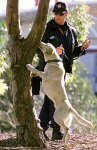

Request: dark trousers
left=39, top=95, right=60, bottom=131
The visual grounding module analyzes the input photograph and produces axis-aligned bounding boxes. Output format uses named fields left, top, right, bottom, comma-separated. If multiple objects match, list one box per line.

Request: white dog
left=26, top=42, right=93, bottom=147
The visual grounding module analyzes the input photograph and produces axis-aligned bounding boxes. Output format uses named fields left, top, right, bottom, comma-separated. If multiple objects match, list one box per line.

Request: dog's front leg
left=26, top=64, right=45, bottom=79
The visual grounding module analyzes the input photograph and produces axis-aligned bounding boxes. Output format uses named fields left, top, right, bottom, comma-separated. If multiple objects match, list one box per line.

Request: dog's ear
left=46, top=47, right=53, bottom=55
left=46, top=43, right=54, bottom=55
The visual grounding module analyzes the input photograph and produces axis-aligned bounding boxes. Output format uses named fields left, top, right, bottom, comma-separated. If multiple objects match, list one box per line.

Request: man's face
left=54, top=13, right=67, bottom=25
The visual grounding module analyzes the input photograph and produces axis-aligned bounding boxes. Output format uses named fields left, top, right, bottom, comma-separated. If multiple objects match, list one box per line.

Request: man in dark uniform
left=32, top=2, right=91, bottom=140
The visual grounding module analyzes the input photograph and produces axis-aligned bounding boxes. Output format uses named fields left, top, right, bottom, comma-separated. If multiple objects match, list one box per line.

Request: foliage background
left=0, top=21, right=15, bottom=132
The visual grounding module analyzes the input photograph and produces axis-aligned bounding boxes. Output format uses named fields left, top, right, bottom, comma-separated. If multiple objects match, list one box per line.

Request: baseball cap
left=53, top=2, right=68, bottom=15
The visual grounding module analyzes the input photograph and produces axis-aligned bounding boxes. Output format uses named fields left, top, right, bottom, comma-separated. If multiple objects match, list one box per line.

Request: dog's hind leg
left=62, top=114, right=72, bottom=148
left=63, top=127, right=70, bottom=149
left=26, top=64, right=45, bottom=79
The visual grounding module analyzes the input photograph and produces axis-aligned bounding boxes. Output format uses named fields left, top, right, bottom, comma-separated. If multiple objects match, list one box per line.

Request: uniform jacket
left=37, top=18, right=86, bottom=73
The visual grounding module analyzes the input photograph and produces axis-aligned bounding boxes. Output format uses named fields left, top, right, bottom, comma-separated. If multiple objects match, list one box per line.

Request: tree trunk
left=7, top=39, right=44, bottom=147
left=6, top=0, right=50, bottom=147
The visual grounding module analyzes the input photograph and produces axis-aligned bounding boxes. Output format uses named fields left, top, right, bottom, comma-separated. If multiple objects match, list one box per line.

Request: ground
left=0, top=133, right=97, bottom=150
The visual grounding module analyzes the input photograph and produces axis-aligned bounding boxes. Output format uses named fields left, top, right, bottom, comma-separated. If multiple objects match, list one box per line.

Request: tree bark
left=6, top=0, right=50, bottom=147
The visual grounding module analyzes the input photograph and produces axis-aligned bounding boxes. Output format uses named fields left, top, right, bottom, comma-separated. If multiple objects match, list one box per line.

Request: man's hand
left=81, top=39, right=91, bottom=51
left=56, top=44, right=64, bottom=55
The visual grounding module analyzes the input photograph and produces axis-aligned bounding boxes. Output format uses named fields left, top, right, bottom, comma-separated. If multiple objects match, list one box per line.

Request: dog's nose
left=39, top=42, right=46, bottom=49
left=39, top=43, right=42, bottom=49
left=39, top=42, right=47, bottom=53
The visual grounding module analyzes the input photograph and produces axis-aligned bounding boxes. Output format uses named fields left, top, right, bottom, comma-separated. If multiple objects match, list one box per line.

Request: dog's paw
left=26, top=64, right=34, bottom=72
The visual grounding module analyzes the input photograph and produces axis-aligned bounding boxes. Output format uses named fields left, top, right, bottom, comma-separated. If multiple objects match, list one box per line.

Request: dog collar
left=46, top=59, right=62, bottom=63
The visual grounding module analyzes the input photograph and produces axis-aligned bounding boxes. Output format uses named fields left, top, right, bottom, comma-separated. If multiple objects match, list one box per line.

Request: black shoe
left=43, top=130, right=49, bottom=140
left=52, top=129, right=63, bottom=140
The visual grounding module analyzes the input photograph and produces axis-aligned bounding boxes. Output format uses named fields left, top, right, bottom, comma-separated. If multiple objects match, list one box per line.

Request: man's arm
left=72, top=29, right=91, bottom=59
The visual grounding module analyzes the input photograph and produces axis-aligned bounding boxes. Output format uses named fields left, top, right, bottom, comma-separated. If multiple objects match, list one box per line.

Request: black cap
left=53, top=2, right=68, bottom=15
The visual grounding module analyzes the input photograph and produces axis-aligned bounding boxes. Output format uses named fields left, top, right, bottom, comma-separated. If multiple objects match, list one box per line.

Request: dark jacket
left=37, top=19, right=86, bottom=73
left=32, top=19, right=86, bottom=95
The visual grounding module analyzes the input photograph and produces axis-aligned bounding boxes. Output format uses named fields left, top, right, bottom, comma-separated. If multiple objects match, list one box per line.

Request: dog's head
left=39, top=42, right=61, bottom=61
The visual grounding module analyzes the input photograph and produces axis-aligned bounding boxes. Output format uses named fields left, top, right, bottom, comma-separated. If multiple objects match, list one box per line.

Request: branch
left=6, top=0, right=20, bottom=39
left=26, top=0, right=50, bottom=47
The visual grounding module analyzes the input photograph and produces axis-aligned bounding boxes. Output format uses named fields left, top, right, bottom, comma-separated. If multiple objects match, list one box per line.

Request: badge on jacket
left=49, top=36, right=55, bottom=39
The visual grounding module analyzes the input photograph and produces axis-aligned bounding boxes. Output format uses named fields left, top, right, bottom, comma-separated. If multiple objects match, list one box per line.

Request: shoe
left=43, top=130, right=49, bottom=140
left=52, top=129, right=63, bottom=140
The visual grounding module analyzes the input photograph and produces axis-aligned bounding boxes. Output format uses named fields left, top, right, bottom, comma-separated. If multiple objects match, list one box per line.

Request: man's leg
left=48, top=99, right=63, bottom=140
left=39, top=95, right=63, bottom=140
left=39, top=95, right=51, bottom=131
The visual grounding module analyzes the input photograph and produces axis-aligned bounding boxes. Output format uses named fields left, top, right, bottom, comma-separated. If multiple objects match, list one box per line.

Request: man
left=32, top=2, right=91, bottom=140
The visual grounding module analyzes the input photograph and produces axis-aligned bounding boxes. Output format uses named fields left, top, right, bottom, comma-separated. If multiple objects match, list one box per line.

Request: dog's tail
left=70, top=107, right=93, bottom=128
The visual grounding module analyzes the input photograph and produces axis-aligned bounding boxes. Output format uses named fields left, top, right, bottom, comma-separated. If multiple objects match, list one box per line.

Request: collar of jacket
left=47, top=19, right=71, bottom=30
